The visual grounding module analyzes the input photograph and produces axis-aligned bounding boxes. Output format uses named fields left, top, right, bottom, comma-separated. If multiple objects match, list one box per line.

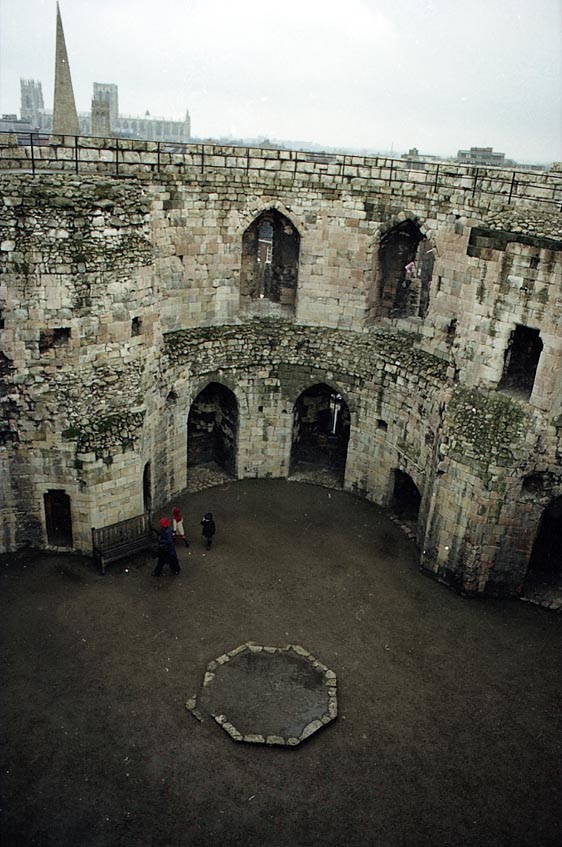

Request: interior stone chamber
left=1, top=140, right=562, bottom=599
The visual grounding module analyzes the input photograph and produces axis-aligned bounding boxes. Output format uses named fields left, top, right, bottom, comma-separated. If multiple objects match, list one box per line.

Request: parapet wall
left=2, top=135, right=561, bottom=217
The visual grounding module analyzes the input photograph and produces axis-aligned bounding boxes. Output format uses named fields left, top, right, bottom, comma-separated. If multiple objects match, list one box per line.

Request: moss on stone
left=446, top=386, right=527, bottom=465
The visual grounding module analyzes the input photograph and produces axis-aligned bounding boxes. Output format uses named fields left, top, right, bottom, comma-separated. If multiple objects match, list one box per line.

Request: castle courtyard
left=1, top=479, right=561, bottom=847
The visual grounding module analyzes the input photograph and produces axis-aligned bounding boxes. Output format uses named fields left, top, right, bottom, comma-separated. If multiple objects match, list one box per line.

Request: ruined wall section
left=422, top=207, right=562, bottom=418
left=0, top=160, right=561, bottom=599
left=0, top=174, right=157, bottom=547
left=148, top=177, right=373, bottom=332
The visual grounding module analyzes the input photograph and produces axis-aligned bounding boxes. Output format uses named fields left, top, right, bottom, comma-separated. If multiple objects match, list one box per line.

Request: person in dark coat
left=152, top=517, right=180, bottom=576
left=201, top=512, right=216, bottom=550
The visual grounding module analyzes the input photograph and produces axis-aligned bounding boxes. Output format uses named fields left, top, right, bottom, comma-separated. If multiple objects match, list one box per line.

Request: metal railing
left=1, top=131, right=561, bottom=211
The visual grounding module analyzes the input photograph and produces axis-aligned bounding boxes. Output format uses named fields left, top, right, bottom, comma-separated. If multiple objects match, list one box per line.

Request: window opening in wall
left=0, top=309, right=4, bottom=329
left=376, top=220, right=433, bottom=320
left=289, top=383, right=350, bottom=487
left=524, top=495, right=562, bottom=593
left=187, top=382, right=238, bottom=480
left=240, top=210, right=300, bottom=313
left=257, top=221, right=273, bottom=270
left=391, top=470, right=421, bottom=528
left=498, top=324, right=543, bottom=401
left=39, top=327, right=71, bottom=353
left=143, top=462, right=152, bottom=513
left=329, top=393, right=343, bottom=434
left=445, top=318, right=457, bottom=346
left=131, top=316, right=142, bottom=336
left=44, top=489, right=73, bottom=547
left=377, top=419, right=388, bottom=432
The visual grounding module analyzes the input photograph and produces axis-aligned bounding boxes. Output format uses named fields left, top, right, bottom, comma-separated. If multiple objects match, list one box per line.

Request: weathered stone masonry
left=1, top=140, right=561, bottom=598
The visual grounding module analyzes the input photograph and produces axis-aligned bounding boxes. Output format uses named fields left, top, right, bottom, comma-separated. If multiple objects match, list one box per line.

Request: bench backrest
left=92, top=513, right=151, bottom=552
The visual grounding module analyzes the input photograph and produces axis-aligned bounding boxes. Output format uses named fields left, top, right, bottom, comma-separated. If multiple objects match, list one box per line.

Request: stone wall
left=1, top=149, right=561, bottom=599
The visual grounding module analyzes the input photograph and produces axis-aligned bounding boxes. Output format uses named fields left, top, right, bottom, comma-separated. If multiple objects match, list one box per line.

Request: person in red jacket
left=172, top=506, right=189, bottom=547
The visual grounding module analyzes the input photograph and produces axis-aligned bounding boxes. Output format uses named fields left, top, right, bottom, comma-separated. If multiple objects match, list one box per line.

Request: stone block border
left=186, top=642, right=338, bottom=746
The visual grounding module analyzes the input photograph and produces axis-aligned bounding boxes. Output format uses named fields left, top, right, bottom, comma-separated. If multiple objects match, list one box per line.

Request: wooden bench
left=92, top=513, right=156, bottom=575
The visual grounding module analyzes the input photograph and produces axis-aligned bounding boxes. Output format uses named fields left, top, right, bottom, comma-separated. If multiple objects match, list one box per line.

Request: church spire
left=52, top=2, right=79, bottom=135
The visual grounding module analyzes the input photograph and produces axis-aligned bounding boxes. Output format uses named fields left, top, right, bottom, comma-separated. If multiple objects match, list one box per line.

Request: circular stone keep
left=187, top=644, right=337, bottom=746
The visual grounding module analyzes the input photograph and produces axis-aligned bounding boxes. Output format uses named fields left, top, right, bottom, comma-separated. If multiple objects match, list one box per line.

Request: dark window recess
left=39, top=327, right=71, bottom=352
left=166, top=390, right=178, bottom=404
left=44, top=489, right=73, bottom=547
left=446, top=318, right=457, bottom=346
left=391, top=470, right=421, bottom=522
left=522, top=472, right=559, bottom=497
left=498, top=325, right=543, bottom=400
left=376, top=220, right=433, bottom=320
left=240, top=210, right=300, bottom=309
left=0, top=309, right=4, bottom=329
left=377, top=419, right=388, bottom=431
left=131, top=317, right=142, bottom=336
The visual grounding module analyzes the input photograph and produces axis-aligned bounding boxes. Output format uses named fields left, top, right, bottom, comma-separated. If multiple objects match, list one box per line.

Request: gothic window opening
left=44, top=489, right=73, bottom=547
left=376, top=221, right=433, bottom=320
left=240, top=210, right=300, bottom=312
left=289, top=384, right=350, bottom=486
left=131, top=316, right=142, bottom=336
left=187, top=383, right=238, bottom=477
left=524, top=496, right=562, bottom=590
left=498, top=324, right=543, bottom=400
left=391, top=470, right=421, bottom=524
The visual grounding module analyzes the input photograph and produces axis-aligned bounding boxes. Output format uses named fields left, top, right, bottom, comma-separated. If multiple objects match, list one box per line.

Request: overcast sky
left=1, top=0, right=561, bottom=162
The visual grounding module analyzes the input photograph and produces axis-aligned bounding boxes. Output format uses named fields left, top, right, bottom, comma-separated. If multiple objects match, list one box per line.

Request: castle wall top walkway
left=1, top=132, right=561, bottom=216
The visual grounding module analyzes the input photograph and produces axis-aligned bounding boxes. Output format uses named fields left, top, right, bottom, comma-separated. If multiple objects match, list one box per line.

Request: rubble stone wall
left=1, top=151, right=561, bottom=598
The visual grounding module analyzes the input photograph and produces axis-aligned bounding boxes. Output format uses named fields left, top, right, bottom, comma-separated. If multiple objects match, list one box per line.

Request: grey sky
left=1, top=0, right=561, bottom=162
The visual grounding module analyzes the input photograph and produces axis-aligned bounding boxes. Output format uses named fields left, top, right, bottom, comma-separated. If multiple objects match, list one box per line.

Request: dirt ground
left=1, top=479, right=561, bottom=847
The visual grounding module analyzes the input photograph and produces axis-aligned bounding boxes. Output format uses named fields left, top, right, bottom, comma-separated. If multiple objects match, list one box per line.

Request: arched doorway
left=289, top=384, right=350, bottom=486
left=44, top=489, right=73, bottom=547
left=391, top=470, right=421, bottom=528
left=187, top=383, right=238, bottom=478
left=524, top=496, right=562, bottom=591
left=240, top=209, right=300, bottom=313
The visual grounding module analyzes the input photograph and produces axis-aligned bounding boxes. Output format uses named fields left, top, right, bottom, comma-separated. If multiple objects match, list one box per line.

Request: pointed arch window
left=240, top=210, right=300, bottom=313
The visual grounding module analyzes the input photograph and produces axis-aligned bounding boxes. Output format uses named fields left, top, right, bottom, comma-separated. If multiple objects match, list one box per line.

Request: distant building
left=0, top=114, right=33, bottom=133
left=91, top=98, right=111, bottom=137
left=93, top=83, right=119, bottom=127
left=20, top=79, right=44, bottom=126
left=400, top=147, right=444, bottom=169
left=457, top=146, right=514, bottom=167
left=18, top=78, right=191, bottom=143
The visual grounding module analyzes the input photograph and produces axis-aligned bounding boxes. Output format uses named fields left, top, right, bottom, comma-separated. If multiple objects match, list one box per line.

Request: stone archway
left=524, top=495, right=562, bottom=591
left=391, top=470, right=421, bottom=527
left=289, top=383, right=350, bottom=487
left=187, top=382, right=238, bottom=480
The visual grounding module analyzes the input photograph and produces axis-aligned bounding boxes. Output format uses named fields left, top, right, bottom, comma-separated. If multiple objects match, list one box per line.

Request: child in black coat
left=201, top=512, right=216, bottom=550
